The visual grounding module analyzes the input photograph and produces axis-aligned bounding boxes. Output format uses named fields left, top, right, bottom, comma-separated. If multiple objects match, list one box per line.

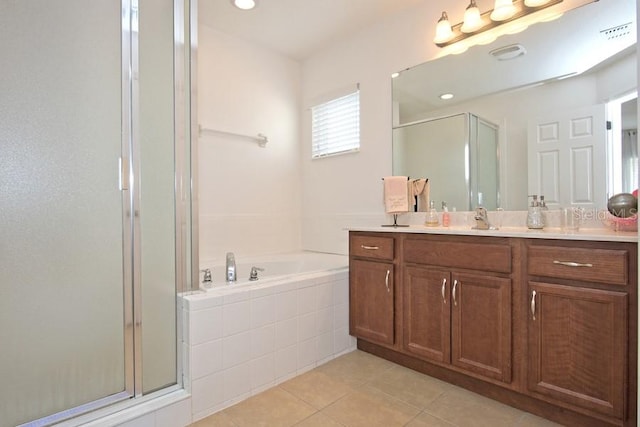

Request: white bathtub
left=199, top=251, right=348, bottom=290
left=183, top=250, right=355, bottom=421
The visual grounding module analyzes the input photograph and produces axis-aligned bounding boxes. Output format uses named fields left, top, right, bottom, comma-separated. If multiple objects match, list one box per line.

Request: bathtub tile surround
left=183, top=268, right=355, bottom=421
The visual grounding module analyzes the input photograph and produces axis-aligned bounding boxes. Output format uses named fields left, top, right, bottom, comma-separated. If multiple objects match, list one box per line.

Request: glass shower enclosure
left=392, top=112, right=500, bottom=211
left=0, top=0, right=194, bottom=425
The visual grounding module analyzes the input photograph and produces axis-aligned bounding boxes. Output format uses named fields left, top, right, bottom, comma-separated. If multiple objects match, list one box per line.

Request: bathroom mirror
left=392, top=0, right=636, bottom=210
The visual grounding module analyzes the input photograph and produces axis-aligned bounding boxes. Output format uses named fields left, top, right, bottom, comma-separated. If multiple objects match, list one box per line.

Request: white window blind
left=311, top=88, right=360, bottom=158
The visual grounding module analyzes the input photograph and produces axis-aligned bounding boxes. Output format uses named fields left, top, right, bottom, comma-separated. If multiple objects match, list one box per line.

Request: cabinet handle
left=531, top=290, right=537, bottom=321
left=361, top=245, right=379, bottom=250
left=385, top=270, right=390, bottom=293
left=441, top=278, right=447, bottom=304
left=553, top=260, right=593, bottom=268
left=452, top=279, right=458, bottom=306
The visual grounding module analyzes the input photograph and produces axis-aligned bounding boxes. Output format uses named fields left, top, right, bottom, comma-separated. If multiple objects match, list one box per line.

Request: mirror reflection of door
left=607, top=93, right=638, bottom=195
left=527, top=105, right=607, bottom=210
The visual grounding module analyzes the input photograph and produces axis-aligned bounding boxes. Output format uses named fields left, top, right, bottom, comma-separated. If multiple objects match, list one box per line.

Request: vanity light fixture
left=231, top=0, right=257, bottom=10
left=434, top=12, right=455, bottom=45
left=524, top=0, right=552, bottom=6
left=490, top=0, right=517, bottom=21
left=433, top=0, right=563, bottom=48
left=461, top=0, right=483, bottom=33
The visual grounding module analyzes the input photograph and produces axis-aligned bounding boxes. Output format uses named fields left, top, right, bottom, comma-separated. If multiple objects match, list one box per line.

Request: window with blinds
left=311, top=88, right=360, bottom=158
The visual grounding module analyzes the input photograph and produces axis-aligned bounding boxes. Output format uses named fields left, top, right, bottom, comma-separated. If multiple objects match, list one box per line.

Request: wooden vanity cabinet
left=403, top=236, right=512, bottom=383
left=349, top=233, right=396, bottom=347
left=349, top=231, right=637, bottom=427
left=525, top=240, right=637, bottom=422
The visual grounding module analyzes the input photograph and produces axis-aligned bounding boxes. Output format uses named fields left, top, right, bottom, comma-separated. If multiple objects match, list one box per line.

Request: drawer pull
left=385, top=270, right=391, bottom=293
left=452, top=279, right=458, bottom=306
left=553, top=260, right=593, bottom=268
left=441, top=278, right=447, bottom=304
left=531, top=290, right=537, bottom=321
left=361, top=245, right=379, bottom=250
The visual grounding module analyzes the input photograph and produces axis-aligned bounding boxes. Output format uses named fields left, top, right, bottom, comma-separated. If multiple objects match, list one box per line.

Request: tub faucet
left=226, top=252, right=236, bottom=282
left=473, top=207, right=492, bottom=230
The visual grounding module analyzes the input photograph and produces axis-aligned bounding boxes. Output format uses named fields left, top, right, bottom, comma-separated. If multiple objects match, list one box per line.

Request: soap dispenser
left=527, top=195, right=545, bottom=229
left=441, top=201, right=450, bottom=227
left=425, top=200, right=440, bottom=227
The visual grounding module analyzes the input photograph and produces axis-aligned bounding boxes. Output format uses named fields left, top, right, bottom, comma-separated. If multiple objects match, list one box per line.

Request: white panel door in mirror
left=528, top=105, right=606, bottom=209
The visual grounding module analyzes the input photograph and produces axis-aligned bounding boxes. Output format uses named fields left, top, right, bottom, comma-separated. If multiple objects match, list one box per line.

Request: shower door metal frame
left=20, top=0, right=193, bottom=424
left=18, top=1, right=137, bottom=425
left=122, top=0, right=137, bottom=399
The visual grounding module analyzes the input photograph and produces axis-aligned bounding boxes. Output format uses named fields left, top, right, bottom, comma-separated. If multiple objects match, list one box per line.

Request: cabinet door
left=350, top=259, right=394, bottom=346
left=528, top=282, right=627, bottom=418
left=403, top=266, right=451, bottom=363
left=451, top=272, right=512, bottom=383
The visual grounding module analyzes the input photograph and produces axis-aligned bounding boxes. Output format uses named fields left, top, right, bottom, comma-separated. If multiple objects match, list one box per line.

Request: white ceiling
left=198, top=0, right=426, bottom=60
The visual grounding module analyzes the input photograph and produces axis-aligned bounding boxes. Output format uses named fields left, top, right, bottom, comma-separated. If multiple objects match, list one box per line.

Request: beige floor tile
left=190, top=411, right=237, bottom=427
left=321, top=385, right=420, bottom=427
left=515, top=413, right=563, bottom=426
left=367, top=364, right=452, bottom=409
left=315, top=350, right=395, bottom=387
left=423, top=387, right=524, bottom=427
left=280, top=370, right=354, bottom=410
left=293, top=411, right=346, bottom=427
left=405, top=411, right=456, bottom=427
left=222, top=387, right=316, bottom=427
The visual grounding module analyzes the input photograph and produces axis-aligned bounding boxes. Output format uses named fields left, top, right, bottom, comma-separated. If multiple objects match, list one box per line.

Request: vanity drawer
left=527, top=245, right=628, bottom=286
left=403, top=238, right=511, bottom=273
left=350, top=234, right=394, bottom=260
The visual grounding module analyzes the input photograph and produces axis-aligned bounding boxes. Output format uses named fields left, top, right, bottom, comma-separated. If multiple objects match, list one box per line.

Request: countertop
left=346, top=225, right=637, bottom=243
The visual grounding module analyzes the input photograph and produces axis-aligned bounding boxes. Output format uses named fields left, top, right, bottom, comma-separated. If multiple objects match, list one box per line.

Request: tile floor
left=190, top=350, right=561, bottom=427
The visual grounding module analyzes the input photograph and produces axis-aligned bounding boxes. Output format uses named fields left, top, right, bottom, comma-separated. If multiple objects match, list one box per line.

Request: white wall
left=300, top=3, right=446, bottom=255
left=198, top=25, right=302, bottom=263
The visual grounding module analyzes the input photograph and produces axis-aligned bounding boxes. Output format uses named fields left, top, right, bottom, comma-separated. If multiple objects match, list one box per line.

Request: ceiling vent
left=600, top=22, right=633, bottom=41
left=489, top=43, right=526, bottom=61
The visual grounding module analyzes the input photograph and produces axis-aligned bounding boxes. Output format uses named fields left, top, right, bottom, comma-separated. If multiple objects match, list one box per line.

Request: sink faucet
left=473, top=207, right=492, bottom=230
left=226, top=252, right=236, bottom=282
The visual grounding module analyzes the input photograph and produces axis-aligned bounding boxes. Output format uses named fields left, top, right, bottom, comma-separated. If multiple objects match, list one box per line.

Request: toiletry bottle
left=526, top=195, right=544, bottom=229
left=441, top=201, right=450, bottom=227
left=425, top=200, right=439, bottom=227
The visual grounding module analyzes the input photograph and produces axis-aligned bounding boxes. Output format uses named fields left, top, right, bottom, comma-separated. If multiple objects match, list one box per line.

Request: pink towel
left=383, top=176, right=409, bottom=214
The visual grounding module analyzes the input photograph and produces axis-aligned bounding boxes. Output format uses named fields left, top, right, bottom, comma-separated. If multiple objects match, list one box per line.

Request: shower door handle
left=119, top=157, right=129, bottom=191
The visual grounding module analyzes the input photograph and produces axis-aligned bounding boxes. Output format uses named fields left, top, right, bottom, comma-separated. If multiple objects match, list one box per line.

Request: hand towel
left=383, top=176, right=410, bottom=214
left=410, top=179, right=430, bottom=212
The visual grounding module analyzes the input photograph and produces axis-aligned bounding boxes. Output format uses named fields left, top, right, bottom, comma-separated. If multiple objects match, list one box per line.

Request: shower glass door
left=0, top=1, right=129, bottom=425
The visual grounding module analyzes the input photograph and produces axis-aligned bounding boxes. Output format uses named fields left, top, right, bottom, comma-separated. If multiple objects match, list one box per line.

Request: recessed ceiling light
left=440, top=93, right=454, bottom=100
left=391, top=72, right=400, bottom=78
left=231, top=0, right=257, bottom=10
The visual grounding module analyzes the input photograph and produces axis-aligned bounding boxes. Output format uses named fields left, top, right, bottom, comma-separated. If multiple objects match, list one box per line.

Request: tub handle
left=249, top=266, right=265, bottom=281
left=385, top=270, right=390, bottom=293
left=200, top=268, right=212, bottom=284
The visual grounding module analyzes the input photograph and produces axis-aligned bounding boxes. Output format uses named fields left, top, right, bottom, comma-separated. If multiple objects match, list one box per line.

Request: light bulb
left=490, top=0, right=516, bottom=21
left=433, top=12, right=454, bottom=44
left=232, top=0, right=256, bottom=10
left=461, top=0, right=483, bottom=33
